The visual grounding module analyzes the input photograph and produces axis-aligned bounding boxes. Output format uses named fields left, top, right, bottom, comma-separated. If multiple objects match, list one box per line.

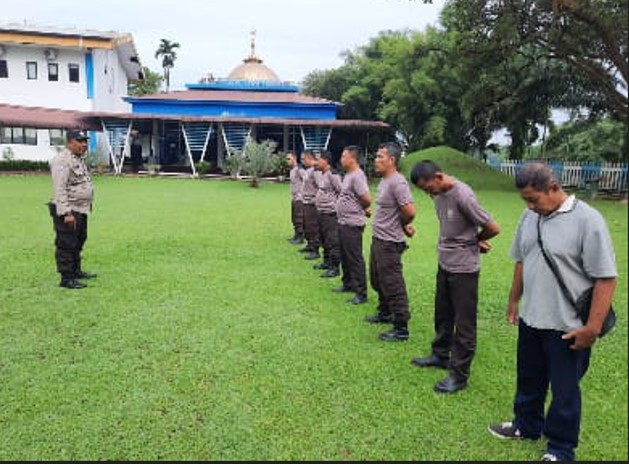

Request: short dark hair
left=410, top=160, right=442, bottom=185
left=343, top=145, right=361, bottom=161
left=515, top=162, right=561, bottom=192
left=302, top=149, right=314, bottom=159
left=379, top=142, right=402, bottom=163
left=319, top=149, right=334, bottom=164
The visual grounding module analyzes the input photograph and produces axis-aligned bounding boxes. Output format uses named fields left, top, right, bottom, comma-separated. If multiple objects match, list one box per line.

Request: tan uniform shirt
left=50, top=148, right=94, bottom=216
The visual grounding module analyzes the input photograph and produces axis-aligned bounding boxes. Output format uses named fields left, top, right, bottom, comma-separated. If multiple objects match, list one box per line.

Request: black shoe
left=304, top=252, right=320, bottom=260
left=348, top=295, right=367, bottom=305
left=378, top=327, right=409, bottom=342
left=289, top=236, right=305, bottom=245
left=364, top=313, right=393, bottom=324
left=321, top=268, right=339, bottom=278
left=433, top=375, right=467, bottom=394
left=76, top=270, right=97, bottom=279
left=333, top=285, right=353, bottom=293
left=298, top=246, right=311, bottom=253
left=410, top=353, right=449, bottom=369
left=60, top=278, right=87, bottom=289
left=313, top=262, right=329, bottom=270
left=487, top=421, right=533, bottom=440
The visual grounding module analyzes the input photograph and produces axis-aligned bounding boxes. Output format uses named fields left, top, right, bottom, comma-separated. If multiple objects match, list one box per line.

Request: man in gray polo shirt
left=409, top=160, right=500, bottom=394
left=335, top=145, right=372, bottom=305
left=488, top=163, right=617, bottom=462
left=365, top=142, right=416, bottom=342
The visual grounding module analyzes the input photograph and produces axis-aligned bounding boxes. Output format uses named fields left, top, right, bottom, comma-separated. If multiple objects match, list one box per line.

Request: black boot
left=320, top=267, right=340, bottom=278
left=60, top=277, right=87, bottom=289
left=313, top=262, right=329, bottom=270
left=378, top=323, right=409, bottom=342
left=289, top=235, right=305, bottom=245
left=76, top=270, right=98, bottom=279
left=364, top=313, right=393, bottom=324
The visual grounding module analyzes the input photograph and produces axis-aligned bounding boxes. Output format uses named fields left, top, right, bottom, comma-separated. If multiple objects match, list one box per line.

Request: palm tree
left=154, top=39, right=180, bottom=92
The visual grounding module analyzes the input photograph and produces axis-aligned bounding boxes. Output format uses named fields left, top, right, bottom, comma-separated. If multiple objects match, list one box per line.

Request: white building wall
left=0, top=44, right=90, bottom=111
left=1, top=43, right=133, bottom=161
left=91, top=48, right=131, bottom=113
left=1, top=129, right=63, bottom=162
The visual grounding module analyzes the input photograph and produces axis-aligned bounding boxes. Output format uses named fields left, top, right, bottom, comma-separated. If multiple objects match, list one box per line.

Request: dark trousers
left=48, top=203, right=88, bottom=279
left=302, top=203, right=320, bottom=252
left=513, top=321, right=591, bottom=461
left=431, top=267, right=479, bottom=381
left=291, top=200, right=304, bottom=237
left=369, top=237, right=410, bottom=326
left=339, top=224, right=366, bottom=298
left=318, top=212, right=340, bottom=269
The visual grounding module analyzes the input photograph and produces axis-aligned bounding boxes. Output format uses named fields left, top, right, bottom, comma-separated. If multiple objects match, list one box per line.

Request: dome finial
left=249, top=29, right=257, bottom=60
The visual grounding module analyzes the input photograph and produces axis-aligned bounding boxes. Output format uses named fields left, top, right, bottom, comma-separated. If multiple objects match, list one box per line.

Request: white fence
left=488, top=160, right=628, bottom=192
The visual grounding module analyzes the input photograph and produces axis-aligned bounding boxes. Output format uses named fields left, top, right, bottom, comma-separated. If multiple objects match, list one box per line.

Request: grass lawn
left=0, top=159, right=626, bottom=460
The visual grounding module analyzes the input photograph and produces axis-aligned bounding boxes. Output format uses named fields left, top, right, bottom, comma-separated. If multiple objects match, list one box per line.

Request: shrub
left=240, top=138, right=279, bottom=188
left=195, top=160, right=212, bottom=175
left=0, top=160, right=50, bottom=171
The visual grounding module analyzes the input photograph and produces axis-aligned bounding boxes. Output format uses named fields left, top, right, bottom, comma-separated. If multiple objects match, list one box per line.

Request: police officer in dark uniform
left=48, top=129, right=97, bottom=289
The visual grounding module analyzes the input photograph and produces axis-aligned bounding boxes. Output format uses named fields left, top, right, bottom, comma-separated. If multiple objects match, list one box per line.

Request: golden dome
left=227, top=31, right=281, bottom=83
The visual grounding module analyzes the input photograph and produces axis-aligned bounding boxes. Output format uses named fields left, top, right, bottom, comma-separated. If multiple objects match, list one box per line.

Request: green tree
left=529, top=117, right=628, bottom=162
left=441, top=0, right=628, bottom=121
left=128, top=66, right=164, bottom=96
left=155, top=39, right=181, bottom=92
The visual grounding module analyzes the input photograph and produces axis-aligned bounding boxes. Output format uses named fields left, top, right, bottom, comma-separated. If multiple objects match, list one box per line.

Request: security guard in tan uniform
left=48, top=129, right=96, bottom=289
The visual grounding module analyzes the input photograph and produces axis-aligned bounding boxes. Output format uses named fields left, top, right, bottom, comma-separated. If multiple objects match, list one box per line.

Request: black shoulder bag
left=537, top=216, right=616, bottom=337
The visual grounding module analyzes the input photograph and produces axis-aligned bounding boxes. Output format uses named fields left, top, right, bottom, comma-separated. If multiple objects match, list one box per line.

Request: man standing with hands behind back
left=409, top=160, right=500, bottom=394
left=48, top=129, right=97, bottom=289
left=365, top=142, right=416, bottom=342
left=335, top=145, right=371, bottom=305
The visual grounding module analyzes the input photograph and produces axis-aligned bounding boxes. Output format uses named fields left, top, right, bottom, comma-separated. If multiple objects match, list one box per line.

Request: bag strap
left=536, top=215, right=577, bottom=308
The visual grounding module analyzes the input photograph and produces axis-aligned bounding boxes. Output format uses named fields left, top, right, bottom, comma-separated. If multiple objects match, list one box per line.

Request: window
left=68, top=63, right=80, bottom=82
left=0, top=126, right=38, bottom=145
left=0, top=60, right=8, bottom=78
left=0, top=127, right=11, bottom=144
left=26, top=61, right=38, bottom=80
left=24, top=128, right=38, bottom=145
left=49, top=129, right=66, bottom=146
left=48, top=63, right=59, bottom=82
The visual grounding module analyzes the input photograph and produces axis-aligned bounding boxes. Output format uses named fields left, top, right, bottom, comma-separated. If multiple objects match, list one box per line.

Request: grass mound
left=400, top=145, right=515, bottom=191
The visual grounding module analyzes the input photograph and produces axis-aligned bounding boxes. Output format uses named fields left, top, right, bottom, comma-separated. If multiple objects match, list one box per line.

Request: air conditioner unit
left=43, top=48, right=58, bottom=61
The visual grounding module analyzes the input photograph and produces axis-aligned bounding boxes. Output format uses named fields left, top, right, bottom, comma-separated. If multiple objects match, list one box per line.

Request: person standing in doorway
left=286, top=151, right=306, bottom=245
left=335, top=145, right=371, bottom=305
left=314, top=150, right=343, bottom=278
left=409, top=160, right=500, bottom=394
left=365, top=142, right=416, bottom=342
left=48, top=129, right=97, bottom=289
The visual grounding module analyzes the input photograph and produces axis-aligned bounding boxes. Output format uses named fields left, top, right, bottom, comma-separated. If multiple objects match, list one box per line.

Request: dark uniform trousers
left=339, top=224, right=367, bottom=298
left=369, top=237, right=410, bottom=326
left=303, top=203, right=320, bottom=252
left=318, top=212, right=341, bottom=269
left=513, top=321, right=591, bottom=461
left=431, top=266, right=479, bottom=381
left=291, top=200, right=304, bottom=237
left=48, top=203, right=88, bottom=279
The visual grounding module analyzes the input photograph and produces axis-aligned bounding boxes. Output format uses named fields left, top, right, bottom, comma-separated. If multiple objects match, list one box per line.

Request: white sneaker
left=541, top=453, right=558, bottom=461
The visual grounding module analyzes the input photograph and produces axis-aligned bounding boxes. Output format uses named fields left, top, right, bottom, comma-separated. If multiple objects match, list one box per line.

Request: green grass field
left=0, top=150, right=627, bottom=461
